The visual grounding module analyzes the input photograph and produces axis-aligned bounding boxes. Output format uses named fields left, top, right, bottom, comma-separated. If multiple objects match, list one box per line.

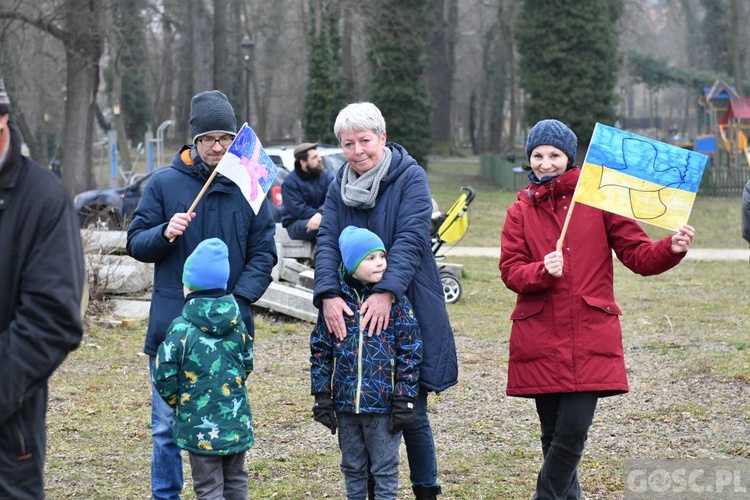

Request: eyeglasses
left=198, top=135, right=234, bottom=147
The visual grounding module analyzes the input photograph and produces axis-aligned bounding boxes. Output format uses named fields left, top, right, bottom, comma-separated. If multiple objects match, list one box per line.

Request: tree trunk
left=213, top=0, right=230, bottom=95
left=502, top=0, right=520, bottom=154
left=340, top=0, right=356, bottom=100
left=426, top=0, right=457, bottom=147
left=175, top=1, right=197, bottom=143
left=0, top=0, right=104, bottom=194
left=60, top=0, right=104, bottom=194
left=729, top=0, right=744, bottom=96
left=105, top=4, right=133, bottom=179
left=14, top=109, right=44, bottom=163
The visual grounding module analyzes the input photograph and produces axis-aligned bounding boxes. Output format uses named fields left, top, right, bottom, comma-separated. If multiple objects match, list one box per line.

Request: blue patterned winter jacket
left=310, top=277, right=422, bottom=414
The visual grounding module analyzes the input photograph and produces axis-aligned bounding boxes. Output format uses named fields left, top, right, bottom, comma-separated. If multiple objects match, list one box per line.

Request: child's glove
left=388, top=396, right=417, bottom=433
left=312, top=393, right=337, bottom=435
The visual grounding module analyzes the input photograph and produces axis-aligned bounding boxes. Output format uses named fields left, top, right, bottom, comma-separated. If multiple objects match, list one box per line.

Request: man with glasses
left=127, top=90, right=277, bottom=499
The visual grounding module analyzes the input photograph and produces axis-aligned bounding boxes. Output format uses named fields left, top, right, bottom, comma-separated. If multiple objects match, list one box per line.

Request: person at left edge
left=0, top=68, right=85, bottom=499
left=127, top=90, right=277, bottom=499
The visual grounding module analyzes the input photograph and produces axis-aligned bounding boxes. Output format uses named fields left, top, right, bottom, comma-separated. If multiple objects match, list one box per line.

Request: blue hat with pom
left=339, top=226, right=386, bottom=275
left=183, top=238, right=230, bottom=291
left=525, top=119, right=577, bottom=164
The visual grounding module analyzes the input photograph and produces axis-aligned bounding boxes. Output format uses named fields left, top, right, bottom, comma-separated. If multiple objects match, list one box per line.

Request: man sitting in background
left=281, top=143, right=333, bottom=241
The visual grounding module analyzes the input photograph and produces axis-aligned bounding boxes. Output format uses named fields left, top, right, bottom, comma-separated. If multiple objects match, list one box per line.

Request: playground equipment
left=698, top=79, right=750, bottom=169
left=431, top=186, right=477, bottom=303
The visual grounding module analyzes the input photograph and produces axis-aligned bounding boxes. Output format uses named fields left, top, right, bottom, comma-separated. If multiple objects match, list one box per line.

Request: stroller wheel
left=440, top=272, right=462, bottom=304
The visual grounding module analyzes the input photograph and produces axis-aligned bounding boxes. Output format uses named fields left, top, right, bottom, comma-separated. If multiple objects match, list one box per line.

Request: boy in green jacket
left=153, top=238, right=254, bottom=499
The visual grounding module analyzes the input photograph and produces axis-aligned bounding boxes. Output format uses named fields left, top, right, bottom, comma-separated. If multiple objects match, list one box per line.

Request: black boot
left=412, top=484, right=441, bottom=499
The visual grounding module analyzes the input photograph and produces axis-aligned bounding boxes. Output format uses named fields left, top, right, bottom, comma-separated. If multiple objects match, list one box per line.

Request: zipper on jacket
left=391, top=357, right=396, bottom=397
left=331, top=358, right=337, bottom=396
left=11, top=395, right=28, bottom=458
left=354, top=288, right=364, bottom=413
left=15, top=425, right=27, bottom=459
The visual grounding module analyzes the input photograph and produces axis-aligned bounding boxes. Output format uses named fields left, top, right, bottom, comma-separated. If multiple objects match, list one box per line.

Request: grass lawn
left=43, top=156, right=749, bottom=498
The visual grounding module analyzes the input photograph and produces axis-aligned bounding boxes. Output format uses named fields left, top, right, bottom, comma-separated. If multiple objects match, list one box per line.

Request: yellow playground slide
left=739, top=130, right=750, bottom=166
left=718, top=125, right=750, bottom=166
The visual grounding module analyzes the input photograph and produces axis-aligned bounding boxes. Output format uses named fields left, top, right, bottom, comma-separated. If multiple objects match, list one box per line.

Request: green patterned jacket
left=153, top=292, right=254, bottom=455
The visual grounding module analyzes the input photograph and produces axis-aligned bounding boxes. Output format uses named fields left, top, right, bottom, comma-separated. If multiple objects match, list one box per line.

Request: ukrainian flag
left=574, top=124, right=708, bottom=231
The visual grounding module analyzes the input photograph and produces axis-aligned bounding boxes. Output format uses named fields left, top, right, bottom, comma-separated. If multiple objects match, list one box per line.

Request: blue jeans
left=149, top=356, right=183, bottom=500
left=338, top=413, right=401, bottom=499
left=402, top=388, right=441, bottom=491
left=534, top=392, right=598, bottom=500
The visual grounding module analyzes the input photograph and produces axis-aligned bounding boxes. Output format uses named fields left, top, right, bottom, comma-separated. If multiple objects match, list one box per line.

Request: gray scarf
left=340, top=147, right=392, bottom=209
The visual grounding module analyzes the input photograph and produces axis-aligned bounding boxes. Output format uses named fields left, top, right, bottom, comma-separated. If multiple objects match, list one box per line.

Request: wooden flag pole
left=555, top=197, right=576, bottom=253
left=168, top=168, right=219, bottom=243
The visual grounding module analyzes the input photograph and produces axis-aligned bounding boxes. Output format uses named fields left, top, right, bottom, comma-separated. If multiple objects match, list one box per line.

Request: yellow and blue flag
left=574, top=123, right=708, bottom=231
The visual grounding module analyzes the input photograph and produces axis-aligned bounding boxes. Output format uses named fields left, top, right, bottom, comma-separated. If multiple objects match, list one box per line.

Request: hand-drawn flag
left=215, top=123, right=279, bottom=215
left=574, top=123, right=708, bottom=231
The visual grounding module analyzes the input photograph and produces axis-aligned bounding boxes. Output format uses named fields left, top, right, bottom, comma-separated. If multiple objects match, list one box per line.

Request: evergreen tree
left=303, top=0, right=344, bottom=145
left=112, top=0, right=151, bottom=143
left=365, top=0, right=432, bottom=168
left=700, top=0, right=731, bottom=75
left=515, top=0, right=619, bottom=145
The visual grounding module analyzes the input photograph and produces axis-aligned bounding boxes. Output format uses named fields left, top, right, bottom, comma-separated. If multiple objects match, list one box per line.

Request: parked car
left=74, top=167, right=287, bottom=230
left=264, top=144, right=346, bottom=174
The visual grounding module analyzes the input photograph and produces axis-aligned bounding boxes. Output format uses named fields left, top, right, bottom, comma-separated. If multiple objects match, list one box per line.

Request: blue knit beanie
left=189, top=90, right=237, bottom=144
left=339, top=226, right=386, bottom=276
left=183, top=238, right=230, bottom=291
left=525, top=119, right=577, bottom=164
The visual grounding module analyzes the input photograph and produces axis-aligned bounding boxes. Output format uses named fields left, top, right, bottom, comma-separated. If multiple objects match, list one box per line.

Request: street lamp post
left=240, top=35, right=254, bottom=124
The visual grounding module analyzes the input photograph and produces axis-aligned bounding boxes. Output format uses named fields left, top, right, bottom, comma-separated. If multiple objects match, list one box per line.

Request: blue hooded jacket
left=280, top=164, right=333, bottom=228
left=127, top=146, right=277, bottom=356
left=313, top=143, right=458, bottom=393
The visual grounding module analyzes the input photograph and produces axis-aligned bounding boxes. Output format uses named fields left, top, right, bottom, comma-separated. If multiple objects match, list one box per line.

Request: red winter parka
left=499, top=167, right=684, bottom=398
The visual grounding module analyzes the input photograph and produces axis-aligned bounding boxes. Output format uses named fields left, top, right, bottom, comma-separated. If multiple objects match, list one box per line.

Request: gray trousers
left=337, top=413, right=401, bottom=500
left=188, top=451, right=248, bottom=500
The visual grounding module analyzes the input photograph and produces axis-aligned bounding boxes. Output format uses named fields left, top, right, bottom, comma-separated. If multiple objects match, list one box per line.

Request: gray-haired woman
left=313, top=102, right=457, bottom=499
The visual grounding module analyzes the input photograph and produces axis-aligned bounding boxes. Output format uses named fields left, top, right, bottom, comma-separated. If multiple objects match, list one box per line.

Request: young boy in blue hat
left=310, top=226, right=423, bottom=500
left=153, top=238, right=254, bottom=499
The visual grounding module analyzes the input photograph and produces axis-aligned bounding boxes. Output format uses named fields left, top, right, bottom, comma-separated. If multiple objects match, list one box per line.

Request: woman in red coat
left=499, top=119, right=695, bottom=499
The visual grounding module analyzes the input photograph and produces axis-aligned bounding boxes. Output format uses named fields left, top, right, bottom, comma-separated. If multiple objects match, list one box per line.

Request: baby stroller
left=431, top=186, right=476, bottom=303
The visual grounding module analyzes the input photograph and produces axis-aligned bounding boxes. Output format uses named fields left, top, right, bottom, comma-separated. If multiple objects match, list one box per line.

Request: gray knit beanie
left=0, top=69, right=10, bottom=115
left=525, top=119, right=577, bottom=164
left=189, top=90, right=237, bottom=144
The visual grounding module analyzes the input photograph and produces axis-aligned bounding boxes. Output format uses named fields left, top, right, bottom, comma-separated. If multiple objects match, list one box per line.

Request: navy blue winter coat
left=280, top=165, right=333, bottom=228
left=313, top=143, right=458, bottom=393
left=127, top=146, right=277, bottom=356
left=0, top=122, right=84, bottom=498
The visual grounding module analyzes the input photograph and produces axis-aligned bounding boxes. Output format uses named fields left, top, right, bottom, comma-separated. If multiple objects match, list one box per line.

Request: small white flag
left=215, top=123, right=279, bottom=214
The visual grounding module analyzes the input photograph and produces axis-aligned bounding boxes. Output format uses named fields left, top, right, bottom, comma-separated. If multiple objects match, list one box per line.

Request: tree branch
left=0, top=9, right=70, bottom=44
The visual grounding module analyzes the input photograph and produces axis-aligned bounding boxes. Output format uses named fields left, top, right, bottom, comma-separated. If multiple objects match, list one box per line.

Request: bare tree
left=0, top=0, right=105, bottom=194
left=213, top=0, right=230, bottom=95
left=729, top=0, right=746, bottom=95
left=426, top=0, right=458, bottom=149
